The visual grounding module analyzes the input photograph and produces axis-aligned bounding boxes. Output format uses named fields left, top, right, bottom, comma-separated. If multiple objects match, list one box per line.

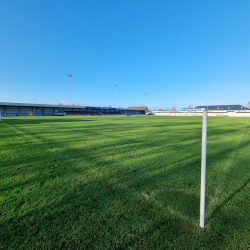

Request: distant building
left=0, top=102, right=146, bottom=117
left=196, top=104, right=249, bottom=111
left=128, top=106, right=148, bottom=113
left=182, top=104, right=249, bottom=111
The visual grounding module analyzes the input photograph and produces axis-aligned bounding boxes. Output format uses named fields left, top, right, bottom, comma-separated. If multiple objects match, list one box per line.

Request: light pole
left=67, top=74, right=73, bottom=106
left=145, top=93, right=147, bottom=107
left=114, top=84, right=118, bottom=108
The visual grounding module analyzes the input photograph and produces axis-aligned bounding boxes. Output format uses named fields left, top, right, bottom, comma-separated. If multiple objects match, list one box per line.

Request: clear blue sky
left=0, top=0, right=249, bottom=110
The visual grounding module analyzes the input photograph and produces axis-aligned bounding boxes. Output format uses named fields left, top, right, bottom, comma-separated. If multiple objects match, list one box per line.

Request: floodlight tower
left=114, top=84, right=118, bottom=108
left=145, top=93, right=147, bottom=107
left=67, top=74, right=73, bottom=106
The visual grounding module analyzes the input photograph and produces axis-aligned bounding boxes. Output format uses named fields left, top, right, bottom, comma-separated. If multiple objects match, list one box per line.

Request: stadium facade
left=182, top=104, right=249, bottom=111
left=152, top=104, right=250, bottom=117
left=0, top=102, right=146, bottom=117
left=128, top=106, right=149, bottom=113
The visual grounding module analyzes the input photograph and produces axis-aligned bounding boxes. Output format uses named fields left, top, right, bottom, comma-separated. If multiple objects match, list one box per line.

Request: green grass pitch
left=0, top=116, right=250, bottom=249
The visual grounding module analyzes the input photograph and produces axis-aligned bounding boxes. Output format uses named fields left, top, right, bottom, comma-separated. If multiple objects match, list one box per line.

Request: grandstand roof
left=0, top=102, right=145, bottom=111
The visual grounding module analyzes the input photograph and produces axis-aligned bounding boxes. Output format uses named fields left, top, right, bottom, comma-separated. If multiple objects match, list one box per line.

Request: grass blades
left=0, top=116, right=250, bottom=249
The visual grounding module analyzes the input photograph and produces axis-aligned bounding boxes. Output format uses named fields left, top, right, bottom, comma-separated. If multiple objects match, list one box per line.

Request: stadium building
left=0, top=102, right=146, bottom=117
left=153, top=104, right=250, bottom=117
left=196, top=104, right=249, bottom=111
left=182, top=104, right=249, bottom=111
left=128, top=106, right=149, bottom=113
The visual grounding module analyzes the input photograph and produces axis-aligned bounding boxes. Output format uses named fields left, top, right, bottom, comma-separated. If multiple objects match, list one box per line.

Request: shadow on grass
left=1, top=116, right=250, bottom=248
left=1, top=117, right=95, bottom=125
left=206, top=178, right=250, bottom=224
left=1, top=166, right=199, bottom=249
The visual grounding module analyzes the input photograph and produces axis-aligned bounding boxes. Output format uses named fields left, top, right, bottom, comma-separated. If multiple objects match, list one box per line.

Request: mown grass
left=0, top=116, right=249, bottom=249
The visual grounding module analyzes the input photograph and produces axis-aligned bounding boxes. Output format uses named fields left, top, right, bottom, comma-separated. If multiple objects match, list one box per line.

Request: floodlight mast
left=145, top=93, right=147, bottom=106
left=67, top=74, right=73, bottom=106
left=114, top=84, right=118, bottom=108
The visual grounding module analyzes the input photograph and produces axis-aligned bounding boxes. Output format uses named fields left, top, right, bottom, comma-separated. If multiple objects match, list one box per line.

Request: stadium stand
left=0, top=102, right=146, bottom=117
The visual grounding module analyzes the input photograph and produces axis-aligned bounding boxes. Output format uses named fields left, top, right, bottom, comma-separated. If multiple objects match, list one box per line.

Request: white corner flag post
left=200, top=110, right=207, bottom=228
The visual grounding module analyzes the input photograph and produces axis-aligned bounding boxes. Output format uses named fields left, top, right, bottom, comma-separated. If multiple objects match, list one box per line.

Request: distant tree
left=159, top=109, right=162, bottom=111
left=71, top=103, right=76, bottom=106
left=247, top=101, right=250, bottom=108
left=108, top=105, right=112, bottom=108
left=172, top=106, right=176, bottom=111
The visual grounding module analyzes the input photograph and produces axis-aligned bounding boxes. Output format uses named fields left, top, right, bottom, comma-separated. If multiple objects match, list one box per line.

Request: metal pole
left=67, top=74, right=73, bottom=106
left=69, top=77, right=71, bottom=106
left=114, top=85, right=118, bottom=108
left=200, top=110, right=207, bottom=228
left=145, top=94, right=147, bottom=106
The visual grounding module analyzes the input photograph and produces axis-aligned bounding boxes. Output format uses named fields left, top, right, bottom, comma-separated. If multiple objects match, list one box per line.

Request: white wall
left=153, top=111, right=250, bottom=117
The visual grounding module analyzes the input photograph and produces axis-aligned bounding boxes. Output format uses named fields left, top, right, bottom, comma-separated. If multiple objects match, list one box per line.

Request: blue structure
left=196, top=104, right=249, bottom=111
left=0, top=102, right=146, bottom=117
left=182, top=104, right=249, bottom=111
